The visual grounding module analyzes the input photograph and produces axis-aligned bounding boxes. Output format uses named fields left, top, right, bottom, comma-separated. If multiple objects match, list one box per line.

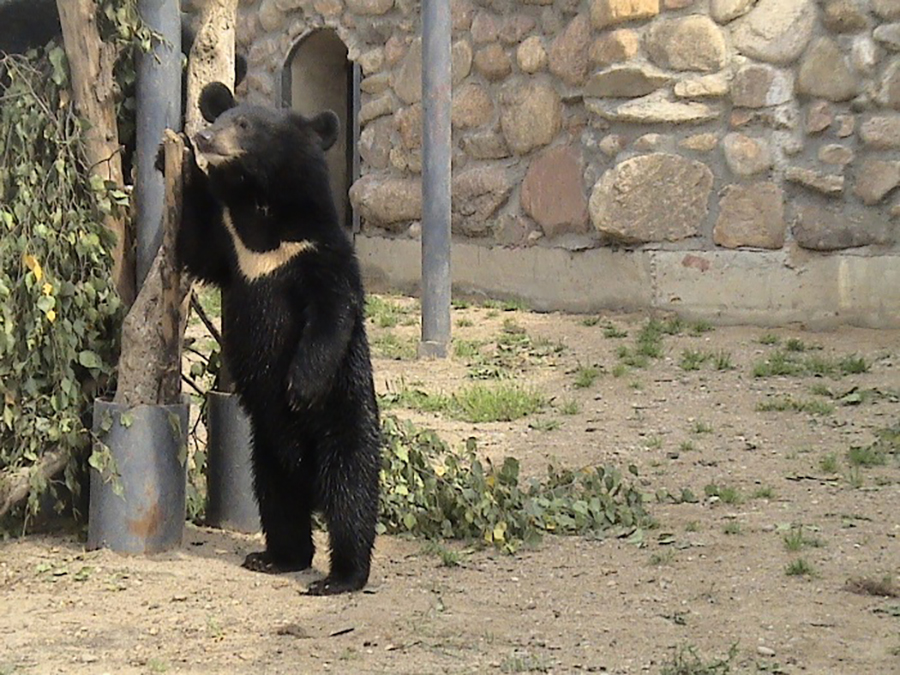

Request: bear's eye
left=236, top=117, right=249, bottom=130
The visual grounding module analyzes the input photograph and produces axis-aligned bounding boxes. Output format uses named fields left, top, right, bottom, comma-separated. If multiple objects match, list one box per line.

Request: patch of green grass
left=499, top=653, right=549, bottom=673
left=845, top=466, right=865, bottom=489
left=456, top=318, right=473, bottom=328
left=660, top=644, right=737, bottom=675
left=723, top=521, right=742, bottom=535
left=874, top=424, right=900, bottom=453
left=529, top=419, right=560, bottom=432
left=786, top=558, right=815, bottom=577
left=581, top=315, right=601, bottom=327
left=573, top=365, right=600, bottom=389
left=758, top=333, right=780, bottom=345
left=784, top=338, right=808, bottom=352
left=629, top=380, right=643, bottom=390
left=680, top=349, right=711, bottom=371
left=809, top=383, right=833, bottom=397
left=690, top=320, right=714, bottom=335
left=752, top=486, right=775, bottom=500
left=680, top=440, right=697, bottom=453
left=685, top=521, right=700, bottom=532
left=617, top=346, right=650, bottom=369
left=463, top=324, right=564, bottom=380
left=756, top=396, right=835, bottom=415
left=712, top=350, right=734, bottom=371
left=645, top=436, right=663, bottom=450
left=804, top=354, right=838, bottom=377
left=196, top=285, right=222, bottom=320
left=603, top=323, right=628, bottom=338
left=847, top=445, right=887, bottom=467
left=453, top=338, right=484, bottom=360
left=704, top=483, right=742, bottom=504
left=783, top=526, right=823, bottom=551
left=819, top=453, right=839, bottom=473
left=659, top=317, right=685, bottom=335
left=752, top=350, right=806, bottom=377
left=558, top=399, right=580, bottom=415
left=422, top=541, right=467, bottom=567
left=451, top=298, right=471, bottom=309
left=483, top=298, right=528, bottom=312
left=379, top=385, right=450, bottom=414
left=650, top=550, right=675, bottom=566
left=691, top=421, right=713, bottom=435
left=611, top=363, right=629, bottom=378
left=839, top=354, right=870, bottom=374
left=371, top=333, right=417, bottom=360
left=452, top=383, right=547, bottom=423
left=381, top=383, right=547, bottom=423
left=365, top=295, right=414, bottom=328
left=636, top=323, right=665, bottom=357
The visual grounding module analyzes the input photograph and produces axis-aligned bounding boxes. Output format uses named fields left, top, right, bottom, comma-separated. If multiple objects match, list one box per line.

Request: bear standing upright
left=171, top=81, right=380, bottom=595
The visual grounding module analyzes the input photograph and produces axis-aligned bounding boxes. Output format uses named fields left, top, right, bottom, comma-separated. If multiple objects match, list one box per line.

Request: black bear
left=171, top=82, right=380, bottom=595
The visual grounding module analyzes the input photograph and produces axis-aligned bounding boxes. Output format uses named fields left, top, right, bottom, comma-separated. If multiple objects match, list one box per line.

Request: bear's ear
left=199, top=82, right=236, bottom=123
left=309, top=111, right=340, bottom=151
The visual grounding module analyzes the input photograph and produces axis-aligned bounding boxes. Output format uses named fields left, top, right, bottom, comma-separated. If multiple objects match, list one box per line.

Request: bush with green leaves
left=0, top=50, right=124, bottom=524
left=377, top=416, right=648, bottom=552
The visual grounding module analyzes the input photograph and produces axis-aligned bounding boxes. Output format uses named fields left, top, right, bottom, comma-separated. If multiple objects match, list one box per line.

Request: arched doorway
left=283, top=29, right=360, bottom=231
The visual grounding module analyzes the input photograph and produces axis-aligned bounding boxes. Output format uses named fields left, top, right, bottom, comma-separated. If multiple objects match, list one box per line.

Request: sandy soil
left=2, top=297, right=899, bottom=675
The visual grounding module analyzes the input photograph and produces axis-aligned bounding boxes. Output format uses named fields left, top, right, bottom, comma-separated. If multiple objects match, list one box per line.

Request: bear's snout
left=194, top=129, right=214, bottom=154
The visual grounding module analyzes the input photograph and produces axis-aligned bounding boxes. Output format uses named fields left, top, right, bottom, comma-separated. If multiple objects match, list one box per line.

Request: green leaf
left=78, top=350, right=102, bottom=369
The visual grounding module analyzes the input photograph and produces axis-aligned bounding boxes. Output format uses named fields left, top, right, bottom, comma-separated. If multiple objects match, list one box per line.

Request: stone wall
left=235, top=0, right=900, bottom=325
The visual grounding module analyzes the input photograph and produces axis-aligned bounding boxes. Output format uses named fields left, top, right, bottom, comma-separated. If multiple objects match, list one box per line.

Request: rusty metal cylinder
left=87, top=399, right=189, bottom=554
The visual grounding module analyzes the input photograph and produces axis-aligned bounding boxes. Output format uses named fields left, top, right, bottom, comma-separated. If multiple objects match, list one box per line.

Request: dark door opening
left=283, top=29, right=360, bottom=232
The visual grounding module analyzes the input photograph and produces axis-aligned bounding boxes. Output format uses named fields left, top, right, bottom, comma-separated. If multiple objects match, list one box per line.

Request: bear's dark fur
left=173, top=82, right=380, bottom=595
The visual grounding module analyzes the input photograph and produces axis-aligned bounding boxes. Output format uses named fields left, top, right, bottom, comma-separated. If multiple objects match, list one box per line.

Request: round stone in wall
left=521, top=145, right=589, bottom=237
left=451, top=167, right=513, bottom=237
left=548, top=14, right=591, bottom=86
left=796, top=37, right=859, bottom=102
left=346, top=0, right=394, bottom=15
left=731, top=0, right=816, bottom=65
left=518, top=36, right=548, bottom=73
left=499, top=81, right=562, bottom=155
left=646, top=16, right=728, bottom=72
left=349, top=176, right=423, bottom=231
left=710, top=0, right=756, bottom=24
left=714, top=182, right=785, bottom=249
left=588, top=153, right=714, bottom=243
left=722, top=132, right=772, bottom=176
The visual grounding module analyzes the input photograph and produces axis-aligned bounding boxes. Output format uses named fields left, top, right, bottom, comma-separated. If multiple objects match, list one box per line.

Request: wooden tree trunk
left=184, top=0, right=238, bottom=390
left=114, top=131, right=189, bottom=407
left=184, top=0, right=238, bottom=138
left=56, top=0, right=134, bottom=305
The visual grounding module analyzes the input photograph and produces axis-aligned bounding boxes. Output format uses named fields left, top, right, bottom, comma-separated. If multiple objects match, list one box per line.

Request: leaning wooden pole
left=55, top=0, right=134, bottom=305
left=159, top=130, right=186, bottom=404
left=114, top=130, right=190, bottom=407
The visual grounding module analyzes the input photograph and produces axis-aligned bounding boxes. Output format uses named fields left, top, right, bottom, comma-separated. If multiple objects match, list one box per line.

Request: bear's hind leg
left=243, top=450, right=314, bottom=574
left=307, top=443, right=379, bottom=595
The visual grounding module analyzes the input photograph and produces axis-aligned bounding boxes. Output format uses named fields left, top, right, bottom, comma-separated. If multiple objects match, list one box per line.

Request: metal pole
left=135, top=0, right=182, bottom=288
left=419, top=0, right=452, bottom=358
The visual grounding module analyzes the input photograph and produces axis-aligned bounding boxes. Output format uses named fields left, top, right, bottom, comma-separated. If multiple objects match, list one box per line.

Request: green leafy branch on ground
left=377, top=416, right=648, bottom=552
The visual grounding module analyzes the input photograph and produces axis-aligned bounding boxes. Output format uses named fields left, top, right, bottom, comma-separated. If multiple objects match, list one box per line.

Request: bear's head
left=193, top=82, right=339, bottom=177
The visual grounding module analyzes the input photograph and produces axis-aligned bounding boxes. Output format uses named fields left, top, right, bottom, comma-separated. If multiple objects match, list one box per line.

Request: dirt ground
left=2, top=296, right=899, bottom=675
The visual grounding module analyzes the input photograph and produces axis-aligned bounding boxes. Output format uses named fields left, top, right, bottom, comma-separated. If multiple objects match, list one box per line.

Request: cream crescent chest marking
left=222, top=210, right=316, bottom=281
